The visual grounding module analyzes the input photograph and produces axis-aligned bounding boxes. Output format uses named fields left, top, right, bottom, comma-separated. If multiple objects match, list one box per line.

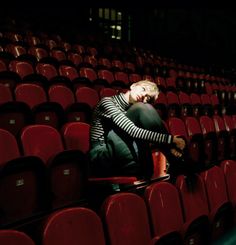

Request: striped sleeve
left=99, top=97, right=173, bottom=145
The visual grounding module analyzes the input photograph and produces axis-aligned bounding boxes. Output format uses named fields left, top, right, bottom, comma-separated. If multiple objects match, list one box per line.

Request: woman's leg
left=125, top=102, right=168, bottom=178
left=126, top=102, right=185, bottom=180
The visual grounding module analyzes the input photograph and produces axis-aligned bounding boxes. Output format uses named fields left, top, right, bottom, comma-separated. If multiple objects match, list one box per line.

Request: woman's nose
left=143, top=95, right=149, bottom=103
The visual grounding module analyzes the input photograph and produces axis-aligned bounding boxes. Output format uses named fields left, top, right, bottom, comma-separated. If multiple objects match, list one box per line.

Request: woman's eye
left=141, top=87, right=146, bottom=92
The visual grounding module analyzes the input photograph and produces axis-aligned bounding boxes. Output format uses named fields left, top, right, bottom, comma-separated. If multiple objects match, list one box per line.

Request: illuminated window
left=98, top=8, right=122, bottom=40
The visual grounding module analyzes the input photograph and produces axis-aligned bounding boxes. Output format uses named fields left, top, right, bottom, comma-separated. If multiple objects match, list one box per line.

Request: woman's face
left=129, top=84, right=159, bottom=104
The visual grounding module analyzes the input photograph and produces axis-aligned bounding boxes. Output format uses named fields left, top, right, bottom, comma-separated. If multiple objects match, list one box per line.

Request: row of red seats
left=0, top=115, right=235, bottom=227
left=0, top=57, right=160, bottom=94
left=0, top=36, right=233, bottom=89
left=0, top=80, right=235, bottom=157
left=166, top=116, right=236, bottom=168
left=2, top=30, right=233, bottom=99
left=0, top=83, right=103, bottom=135
left=0, top=121, right=168, bottom=228
left=0, top=122, right=92, bottom=226
left=0, top=43, right=137, bottom=73
left=0, top=57, right=235, bottom=110
left=155, top=91, right=233, bottom=120
left=0, top=30, right=230, bottom=82
left=1, top=159, right=236, bottom=244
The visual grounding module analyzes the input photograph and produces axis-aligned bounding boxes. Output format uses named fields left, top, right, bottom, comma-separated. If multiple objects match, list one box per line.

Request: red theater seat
left=42, top=207, right=105, bottom=245
left=20, top=125, right=88, bottom=209
left=0, top=230, right=36, bottom=245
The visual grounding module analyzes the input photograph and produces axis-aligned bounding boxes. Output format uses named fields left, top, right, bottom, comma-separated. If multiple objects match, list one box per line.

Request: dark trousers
left=89, top=102, right=169, bottom=179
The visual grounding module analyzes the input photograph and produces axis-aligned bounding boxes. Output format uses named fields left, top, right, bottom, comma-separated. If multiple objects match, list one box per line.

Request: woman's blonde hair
left=130, top=80, right=159, bottom=103
left=132, top=80, right=159, bottom=93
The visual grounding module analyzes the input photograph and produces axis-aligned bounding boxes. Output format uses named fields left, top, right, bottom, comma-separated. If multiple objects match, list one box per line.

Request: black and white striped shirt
left=90, top=93, right=173, bottom=146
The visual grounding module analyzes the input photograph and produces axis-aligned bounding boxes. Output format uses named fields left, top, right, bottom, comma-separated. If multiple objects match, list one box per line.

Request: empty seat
left=184, top=116, right=206, bottom=170
left=155, top=76, right=167, bottom=92
left=200, top=166, right=233, bottom=240
left=36, top=63, right=70, bottom=87
left=220, top=160, right=236, bottom=224
left=124, top=61, right=136, bottom=73
left=99, top=87, right=117, bottom=98
left=0, top=83, right=13, bottom=104
left=97, top=57, right=111, bottom=70
left=67, top=52, right=83, bottom=68
left=165, top=77, right=177, bottom=92
left=42, top=207, right=106, bottom=245
left=8, top=60, right=37, bottom=82
left=79, top=67, right=98, bottom=85
left=143, top=74, right=154, bottom=82
left=97, top=69, right=114, bottom=85
left=129, top=73, right=142, bottom=84
left=48, top=84, right=75, bottom=110
left=5, top=44, right=28, bottom=60
left=25, top=35, right=41, bottom=46
left=111, top=59, right=124, bottom=72
left=50, top=48, right=67, bottom=63
left=36, top=62, right=58, bottom=81
left=87, top=46, right=98, bottom=57
left=178, top=91, right=193, bottom=118
left=61, top=122, right=90, bottom=154
left=153, top=92, right=168, bottom=120
left=0, top=128, right=47, bottom=226
left=199, top=115, right=218, bottom=164
left=190, top=93, right=203, bottom=118
left=0, top=59, right=7, bottom=72
left=48, top=84, right=92, bottom=123
left=205, top=82, right=213, bottom=95
left=222, top=115, right=236, bottom=159
left=212, top=115, right=229, bottom=161
left=61, top=42, right=72, bottom=52
left=210, top=94, right=222, bottom=116
left=28, top=46, right=49, bottom=63
left=83, top=55, right=97, bottom=68
left=15, top=83, right=65, bottom=129
left=73, top=44, right=85, bottom=55
left=101, top=192, right=159, bottom=245
left=145, top=182, right=183, bottom=244
left=0, top=230, right=36, bottom=245
left=58, top=65, right=79, bottom=83
left=166, top=91, right=181, bottom=118
left=168, top=116, right=204, bottom=175
left=75, top=86, right=99, bottom=109
left=20, top=125, right=88, bottom=208
left=0, top=87, right=32, bottom=136
left=200, top=94, right=214, bottom=117
left=113, top=71, right=129, bottom=89
left=176, top=174, right=211, bottom=244
left=44, top=39, right=58, bottom=50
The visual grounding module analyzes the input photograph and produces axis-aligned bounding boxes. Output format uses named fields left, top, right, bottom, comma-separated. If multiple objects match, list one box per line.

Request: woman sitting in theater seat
left=89, top=80, right=186, bottom=180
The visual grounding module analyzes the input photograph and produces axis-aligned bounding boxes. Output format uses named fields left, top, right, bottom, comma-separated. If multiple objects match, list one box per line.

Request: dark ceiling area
left=1, top=8, right=236, bottom=71
left=130, top=8, right=236, bottom=70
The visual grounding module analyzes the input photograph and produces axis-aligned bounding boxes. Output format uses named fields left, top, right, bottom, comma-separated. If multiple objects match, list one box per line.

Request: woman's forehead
left=136, top=83, right=158, bottom=93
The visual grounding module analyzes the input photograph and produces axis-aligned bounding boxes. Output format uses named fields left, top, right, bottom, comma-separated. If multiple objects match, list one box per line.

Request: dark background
left=1, top=8, right=235, bottom=70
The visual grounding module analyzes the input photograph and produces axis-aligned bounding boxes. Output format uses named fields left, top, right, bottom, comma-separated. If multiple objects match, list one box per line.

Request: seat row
left=0, top=54, right=235, bottom=96
left=155, top=91, right=235, bottom=120
left=0, top=123, right=90, bottom=226
left=0, top=83, right=104, bottom=135
left=0, top=115, right=235, bottom=228
left=0, top=122, right=165, bottom=227
left=0, top=81, right=235, bottom=166
left=1, top=160, right=236, bottom=244
left=0, top=30, right=232, bottom=81
left=167, top=115, right=236, bottom=169
left=39, top=160, right=236, bottom=244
